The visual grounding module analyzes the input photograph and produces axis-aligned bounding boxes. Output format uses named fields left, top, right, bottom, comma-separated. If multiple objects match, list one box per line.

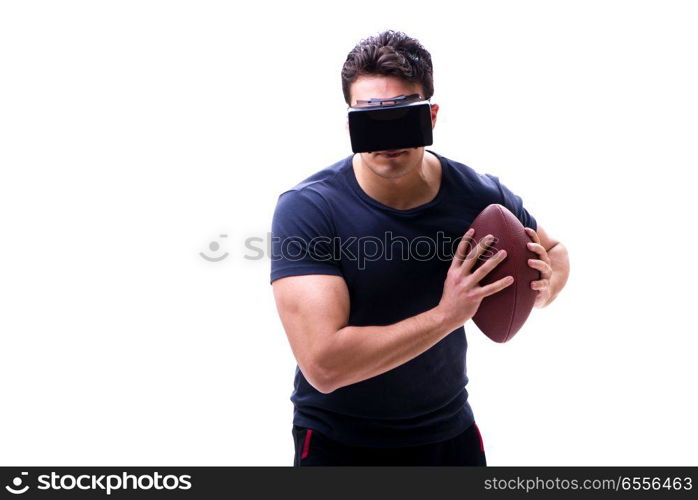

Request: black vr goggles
left=347, top=93, right=433, bottom=153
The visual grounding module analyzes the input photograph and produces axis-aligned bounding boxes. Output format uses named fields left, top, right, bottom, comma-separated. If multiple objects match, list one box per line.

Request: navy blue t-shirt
left=270, top=149, right=537, bottom=447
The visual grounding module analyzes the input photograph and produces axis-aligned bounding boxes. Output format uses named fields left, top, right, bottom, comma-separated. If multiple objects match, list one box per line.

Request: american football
left=467, top=204, right=540, bottom=343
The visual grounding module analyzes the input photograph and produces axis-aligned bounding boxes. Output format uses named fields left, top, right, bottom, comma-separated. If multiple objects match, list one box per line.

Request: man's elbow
left=302, top=346, right=340, bottom=394
left=296, top=329, right=344, bottom=394
left=305, top=360, right=337, bottom=394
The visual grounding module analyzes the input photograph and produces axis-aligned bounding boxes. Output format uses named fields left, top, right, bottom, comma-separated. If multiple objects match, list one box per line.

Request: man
left=270, top=30, right=569, bottom=466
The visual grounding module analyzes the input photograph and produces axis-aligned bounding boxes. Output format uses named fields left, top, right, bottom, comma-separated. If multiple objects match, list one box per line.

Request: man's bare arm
left=272, top=229, right=513, bottom=394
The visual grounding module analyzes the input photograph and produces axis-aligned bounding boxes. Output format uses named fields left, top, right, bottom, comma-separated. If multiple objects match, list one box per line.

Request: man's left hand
left=524, top=227, right=553, bottom=308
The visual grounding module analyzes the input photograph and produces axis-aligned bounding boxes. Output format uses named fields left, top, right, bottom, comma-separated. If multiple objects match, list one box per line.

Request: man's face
left=347, top=75, right=439, bottom=179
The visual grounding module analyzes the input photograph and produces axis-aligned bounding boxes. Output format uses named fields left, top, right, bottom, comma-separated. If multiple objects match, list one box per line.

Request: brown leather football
left=468, top=203, right=540, bottom=343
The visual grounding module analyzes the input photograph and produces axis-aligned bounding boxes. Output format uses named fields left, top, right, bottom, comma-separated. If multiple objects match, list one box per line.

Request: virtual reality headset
left=347, top=93, right=433, bottom=154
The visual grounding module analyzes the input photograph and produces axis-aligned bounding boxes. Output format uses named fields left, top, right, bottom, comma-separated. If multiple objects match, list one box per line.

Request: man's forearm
left=318, top=306, right=456, bottom=393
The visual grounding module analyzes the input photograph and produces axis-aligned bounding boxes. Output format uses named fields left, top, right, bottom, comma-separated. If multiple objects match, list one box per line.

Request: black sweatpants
left=292, top=421, right=487, bottom=466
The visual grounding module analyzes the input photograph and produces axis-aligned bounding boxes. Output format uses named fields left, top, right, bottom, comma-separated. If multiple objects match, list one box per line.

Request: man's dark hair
left=341, top=30, right=434, bottom=106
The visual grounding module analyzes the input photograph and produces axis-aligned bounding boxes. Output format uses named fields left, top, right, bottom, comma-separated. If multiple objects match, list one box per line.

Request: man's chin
left=367, top=162, right=412, bottom=179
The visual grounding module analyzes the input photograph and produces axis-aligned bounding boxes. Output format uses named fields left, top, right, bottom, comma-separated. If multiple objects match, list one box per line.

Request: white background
left=1, top=0, right=696, bottom=466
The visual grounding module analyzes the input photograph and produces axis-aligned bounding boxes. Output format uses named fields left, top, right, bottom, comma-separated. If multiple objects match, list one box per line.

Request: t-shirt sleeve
left=484, top=173, right=538, bottom=231
left=270, top=189, right=344, bottom=284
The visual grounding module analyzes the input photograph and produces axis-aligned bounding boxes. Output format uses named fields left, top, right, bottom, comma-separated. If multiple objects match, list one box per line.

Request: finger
left=477, top=274, right=515, bottom=299
left=452, top=228, right=475, bottom=267
left=524, top=227, right=540, bottom=243
left=526, top=241, right=547, bottom=257
left=470, top=248, right=508, bottom=283
left=531, top=279, right=549, bottom=290
left=527, top=259, right=553, bottom=277
left=462, top=233, right=496, bottom=274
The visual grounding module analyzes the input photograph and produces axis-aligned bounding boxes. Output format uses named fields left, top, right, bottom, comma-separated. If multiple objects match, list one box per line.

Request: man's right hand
left=436, top=228, right=514, bottom=332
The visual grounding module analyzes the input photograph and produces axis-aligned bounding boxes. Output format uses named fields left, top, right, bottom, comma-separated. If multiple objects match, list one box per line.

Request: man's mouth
left=378, top=150, right=405, bottom=158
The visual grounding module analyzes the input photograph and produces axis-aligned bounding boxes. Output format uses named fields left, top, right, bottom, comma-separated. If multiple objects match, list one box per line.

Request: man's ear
left=430, top=103, right=439, bottom=129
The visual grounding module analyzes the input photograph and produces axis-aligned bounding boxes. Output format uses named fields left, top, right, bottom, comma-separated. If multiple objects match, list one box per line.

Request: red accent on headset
left=301, top=429, right=313, bottom=459
left=474, top=423, right=484, bottom=452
